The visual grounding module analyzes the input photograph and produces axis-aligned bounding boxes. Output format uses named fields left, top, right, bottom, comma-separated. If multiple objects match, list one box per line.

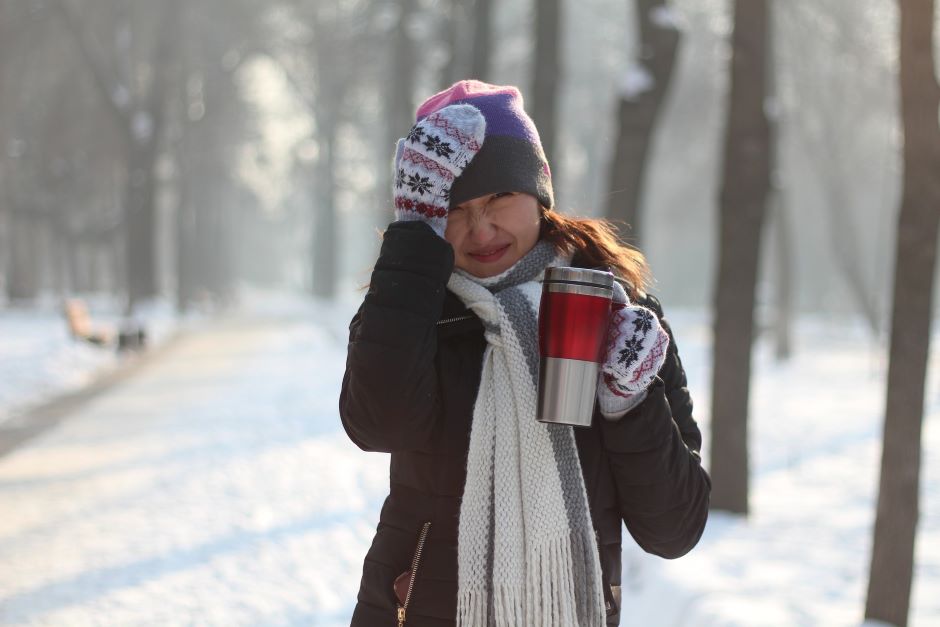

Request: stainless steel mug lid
left=543, top=267, right=615, bottom=288
left=543, top=267, right=615, bottom=297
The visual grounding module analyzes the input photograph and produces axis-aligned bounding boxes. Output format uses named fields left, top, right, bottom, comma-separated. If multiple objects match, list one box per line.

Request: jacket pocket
left=393, top=521, right=432, bottom=626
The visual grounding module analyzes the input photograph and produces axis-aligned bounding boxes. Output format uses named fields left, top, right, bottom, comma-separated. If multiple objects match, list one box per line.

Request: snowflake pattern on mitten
left=393, top=104, right=486, bottom=237
left=597, top=295, right=670, bottom=418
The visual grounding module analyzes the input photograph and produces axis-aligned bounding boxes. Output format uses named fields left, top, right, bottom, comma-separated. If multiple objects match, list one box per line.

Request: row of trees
left=0, top=0, right=558, bottom=309
left=704, top=1, right=938, bottom=625
left=0, top=0, right=278, bottom=311
left=0, top=0, right=905, bottom=315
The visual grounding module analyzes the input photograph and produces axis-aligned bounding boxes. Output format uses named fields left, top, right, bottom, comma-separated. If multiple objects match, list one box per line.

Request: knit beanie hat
left=408, top=80, right=555, bottom=210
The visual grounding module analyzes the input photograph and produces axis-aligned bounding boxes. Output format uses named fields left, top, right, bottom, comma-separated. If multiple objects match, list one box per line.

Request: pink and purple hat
left=413, top=80, right=554, bottom=210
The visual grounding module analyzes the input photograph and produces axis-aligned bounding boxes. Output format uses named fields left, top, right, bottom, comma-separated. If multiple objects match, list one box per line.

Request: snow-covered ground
left=621, top=311, right=940, bottom=627
left=0, top=297, right=184, bottom=426
left=0, top=292, right=937, bottom=626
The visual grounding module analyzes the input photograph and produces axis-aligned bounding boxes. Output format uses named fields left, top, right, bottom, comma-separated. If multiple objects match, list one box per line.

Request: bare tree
left=709, top=0, right=772, bottom=515
left=438, top=0, right=466, bottom=88
left=382, top=0, right=418, bottom=226
left=864, top=1, right=940, bottom=624
left=530, top=0, right=562, bottom=171
left=605, top=0, right=680, bottom=247
left=273, top=0, right=382, bottom=298
left=0, top=4, right=44, bottom=302
left=172, top=0, right=267, bottom=310
left=766, top=7, right=792, bottom=361
left=778, top=1, right=893, bottom=336
left=471, top=0, right=493, bottom=81
left=52, top=0, right=181, bottom=311
left=1, top=3, right=125, bottom=302
left=769, top=187, right=794, bottom=360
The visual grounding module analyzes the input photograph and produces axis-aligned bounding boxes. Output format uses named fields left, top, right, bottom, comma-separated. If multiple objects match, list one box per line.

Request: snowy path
left=0, top=314, right=388, bottom=627
left=1, top=306, right=938, bottom=626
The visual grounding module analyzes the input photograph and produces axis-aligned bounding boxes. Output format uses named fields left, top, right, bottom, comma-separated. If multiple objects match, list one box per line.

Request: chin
left=464, top=257, right=517, bottom=278
left=474, top=267, right=504, bottom=278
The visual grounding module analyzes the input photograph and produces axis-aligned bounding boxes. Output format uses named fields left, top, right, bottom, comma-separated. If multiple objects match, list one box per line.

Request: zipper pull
left=397, top=605, right=406, bottom=626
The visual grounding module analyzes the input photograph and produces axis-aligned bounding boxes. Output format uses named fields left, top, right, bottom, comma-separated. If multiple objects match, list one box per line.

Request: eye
left=492, top=192, right=515, bottom=199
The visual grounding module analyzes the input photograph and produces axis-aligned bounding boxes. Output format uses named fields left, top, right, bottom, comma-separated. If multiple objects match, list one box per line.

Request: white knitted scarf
left=447, top=239, right=606, bottom=627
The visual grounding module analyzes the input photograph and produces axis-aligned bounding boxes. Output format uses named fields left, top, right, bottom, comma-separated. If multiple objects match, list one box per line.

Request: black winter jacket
left=340, top=221, right=710, bottom=626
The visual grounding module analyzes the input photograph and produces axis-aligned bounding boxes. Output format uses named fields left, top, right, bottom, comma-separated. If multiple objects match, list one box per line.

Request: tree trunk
left=822, top=177, right=883, bottom=335
left=301, top=7, right=348, bottom=300
left=865, top=1, right=940, bottom=624
left=438, top=0, right=463, bottom=88
left=311, top=126, right=338, bottom=299
left=765, top=11, right=791, bottom=362
left=206, top=199, right=225, bottom=299
left=58, top=221, right=76, bottom=296
left=5, top=209, right=41, bottom=302
left=175, top=172, right=196, bottom=313
left=708, top=0, right=772, bottom=515
left=127, top=1, right=178, bottom=310
left=52, top=0, right=179, bottom=311
left=770, top=186, right=793, bottom=361
left=605, top=0, right=680, bottom=246
left=530, top=0, right=562, bottom=174
left=124, top=140, right=159, bottom=307
left=381, top=0, right=417, bottom=224
left=470, top=0, right=492, bottom=81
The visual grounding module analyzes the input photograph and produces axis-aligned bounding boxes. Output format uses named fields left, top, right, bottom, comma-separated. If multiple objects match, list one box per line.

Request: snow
left=0, top=293, right=937, bottom=626
left=619, top=64, right=656, bottom=101
left=0, top=297, right=183, bottom=427
left=649, top=5, right=682, bottom=31
left=131, top=111, right=154, bottom=143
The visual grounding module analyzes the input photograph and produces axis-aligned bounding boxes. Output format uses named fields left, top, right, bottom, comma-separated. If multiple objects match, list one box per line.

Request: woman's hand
left=597, top=281, right=670, bottom=418
left=393, top=104, right=486, bottom=237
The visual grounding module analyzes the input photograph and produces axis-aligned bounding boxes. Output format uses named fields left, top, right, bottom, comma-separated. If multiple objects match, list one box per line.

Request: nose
left=467, top=212, right=497, bottom=244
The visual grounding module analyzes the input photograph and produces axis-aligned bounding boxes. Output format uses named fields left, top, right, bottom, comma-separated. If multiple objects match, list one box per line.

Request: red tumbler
left=536, top=267, right=615, bottom=427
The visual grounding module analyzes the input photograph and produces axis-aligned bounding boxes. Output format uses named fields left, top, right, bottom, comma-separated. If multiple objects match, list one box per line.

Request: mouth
left=468, top=244, right=510, bottom=263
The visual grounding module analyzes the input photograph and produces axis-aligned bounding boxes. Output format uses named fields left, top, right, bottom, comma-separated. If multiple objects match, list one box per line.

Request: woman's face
left=444, top=192, right=542, bottom=278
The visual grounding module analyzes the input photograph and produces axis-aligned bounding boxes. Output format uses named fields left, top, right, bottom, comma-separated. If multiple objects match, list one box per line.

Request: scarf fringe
left=457, top=530, right=605, bottom=627
left=456, top=587, right=489, bottom=627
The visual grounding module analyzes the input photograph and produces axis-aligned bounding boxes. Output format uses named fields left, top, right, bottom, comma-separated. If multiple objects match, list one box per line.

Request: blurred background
left=0, top=0, right=938, bottom=626
left=0, top=0, right=909, bottom=314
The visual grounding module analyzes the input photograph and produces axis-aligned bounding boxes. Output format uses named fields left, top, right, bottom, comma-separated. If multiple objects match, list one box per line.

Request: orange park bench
left=63, top=299, right=147, bottom=351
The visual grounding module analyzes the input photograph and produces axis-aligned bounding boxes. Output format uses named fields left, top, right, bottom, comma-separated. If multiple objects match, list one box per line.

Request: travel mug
left=536, top=267, right=615, bottom=427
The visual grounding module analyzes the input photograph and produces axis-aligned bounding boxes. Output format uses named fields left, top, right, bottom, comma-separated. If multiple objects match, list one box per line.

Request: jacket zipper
left=436, top=314, right=473, bottom=326
left=397, top=521, right=432, bottom=627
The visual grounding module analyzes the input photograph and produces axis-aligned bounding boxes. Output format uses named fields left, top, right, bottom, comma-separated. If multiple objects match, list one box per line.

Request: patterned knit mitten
left=597, top=281, right=670, bottom=418
left=393, top=104, right=486, bottom=237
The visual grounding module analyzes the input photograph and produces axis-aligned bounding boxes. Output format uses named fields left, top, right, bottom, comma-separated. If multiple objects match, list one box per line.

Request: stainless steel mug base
left=536, top=356, right=599, bottom=428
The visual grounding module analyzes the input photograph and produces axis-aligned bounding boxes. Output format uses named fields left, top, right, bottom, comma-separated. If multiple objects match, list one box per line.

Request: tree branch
left=50, top=0, right=134, bottom=136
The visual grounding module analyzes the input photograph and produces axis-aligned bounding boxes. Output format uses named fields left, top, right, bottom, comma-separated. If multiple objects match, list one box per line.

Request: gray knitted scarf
left=447, top=239, right=606, bottom=627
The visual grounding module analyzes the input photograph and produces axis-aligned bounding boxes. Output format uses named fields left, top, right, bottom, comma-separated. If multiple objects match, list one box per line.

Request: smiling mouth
left=468, top=244, right=510, bottom=263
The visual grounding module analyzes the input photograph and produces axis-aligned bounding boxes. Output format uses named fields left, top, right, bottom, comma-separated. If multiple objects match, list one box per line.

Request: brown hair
left=539, top=207, right=652, bottom=300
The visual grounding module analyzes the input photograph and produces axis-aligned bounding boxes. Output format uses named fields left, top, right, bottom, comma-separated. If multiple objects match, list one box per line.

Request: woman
left=340, top=80, right=710, bottom=627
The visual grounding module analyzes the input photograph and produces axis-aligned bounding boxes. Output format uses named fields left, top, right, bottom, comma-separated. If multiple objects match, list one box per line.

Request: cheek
left=444, top=221, right=470, bottom=262
left=443, top=219, right=464, bottom=247
left=508, top=213, right=541, bottom=248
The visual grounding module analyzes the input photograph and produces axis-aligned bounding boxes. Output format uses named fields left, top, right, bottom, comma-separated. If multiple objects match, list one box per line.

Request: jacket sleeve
left=598, top=294, right=711, bottom=559
left=339, top=220, right=454, bottom=453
